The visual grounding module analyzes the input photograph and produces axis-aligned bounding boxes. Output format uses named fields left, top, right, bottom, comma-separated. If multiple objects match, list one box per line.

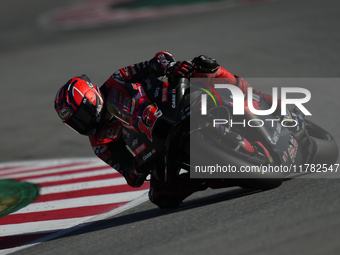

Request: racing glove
left=166, top=60, right=194, bottom=81
left=149, top=51, right=176, bottom=77
left=192, top=55, right=220, bottom=74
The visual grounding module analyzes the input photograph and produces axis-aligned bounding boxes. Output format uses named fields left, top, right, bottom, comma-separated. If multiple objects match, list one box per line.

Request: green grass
left=0, top=180, right=39, bottom=218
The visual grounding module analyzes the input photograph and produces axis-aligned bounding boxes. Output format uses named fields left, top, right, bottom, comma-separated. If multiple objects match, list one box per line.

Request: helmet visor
left=65, top=94, right=102, bottom=135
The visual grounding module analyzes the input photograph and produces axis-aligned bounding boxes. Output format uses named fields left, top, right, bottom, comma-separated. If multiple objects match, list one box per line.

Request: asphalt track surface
left=1, top=0, right=340, bottom=254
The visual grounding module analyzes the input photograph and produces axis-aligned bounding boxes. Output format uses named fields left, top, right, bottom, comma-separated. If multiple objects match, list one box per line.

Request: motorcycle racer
left=54, top=51, right=276, bottom=209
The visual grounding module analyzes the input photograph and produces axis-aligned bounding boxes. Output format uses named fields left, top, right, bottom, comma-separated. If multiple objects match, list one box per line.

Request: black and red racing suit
left=88, top=51, right=274, bottom=207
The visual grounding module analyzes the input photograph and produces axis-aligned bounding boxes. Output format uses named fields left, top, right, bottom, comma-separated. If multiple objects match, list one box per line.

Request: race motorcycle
left=121, top=75, right=339, bottom=190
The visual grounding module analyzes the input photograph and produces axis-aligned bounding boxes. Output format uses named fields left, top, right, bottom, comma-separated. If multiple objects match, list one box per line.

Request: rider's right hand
left=166, top=61, right=194, bottom=80
left=192, top=55, right=220, bottom=73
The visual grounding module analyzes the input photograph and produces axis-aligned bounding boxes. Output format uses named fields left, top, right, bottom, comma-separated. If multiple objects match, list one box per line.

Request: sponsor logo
left=130, top=98, right=136, bottom=115
left=142, top=149, right=156, bottom=161
left=172, top=89, right=176, bottom=108
left=59, top=108, right=71, bottom=120
left=154, top=87, right=160, bottom=97
left=138, top=104, right=162, bottom=141
left=267, top=121, right=281, bottom=144
left=145, top=78, right=152, bottom=90
left=162, top=83, right=168, bottom=103
left=112, top=71, right=124, bottom=84
left=132, top=138, right=138, bottom=147
left=134, top=143, right=147, bottom=155
left=137, top=84, right=146, bottom=97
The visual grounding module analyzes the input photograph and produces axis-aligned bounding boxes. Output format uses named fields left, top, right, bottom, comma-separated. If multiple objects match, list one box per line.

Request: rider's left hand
left=149, top=51, right=175, bottom=77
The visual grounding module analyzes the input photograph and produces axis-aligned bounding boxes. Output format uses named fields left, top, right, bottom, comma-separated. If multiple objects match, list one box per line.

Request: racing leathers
left=89, top=51, right=276, bottom=208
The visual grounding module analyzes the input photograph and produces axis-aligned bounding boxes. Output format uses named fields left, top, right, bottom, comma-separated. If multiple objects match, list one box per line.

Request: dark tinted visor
left=65, top=94, right=101, bottom=135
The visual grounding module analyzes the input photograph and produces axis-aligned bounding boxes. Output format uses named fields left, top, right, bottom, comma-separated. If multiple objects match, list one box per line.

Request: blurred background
left=1, top=0, right=339, bottom=162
